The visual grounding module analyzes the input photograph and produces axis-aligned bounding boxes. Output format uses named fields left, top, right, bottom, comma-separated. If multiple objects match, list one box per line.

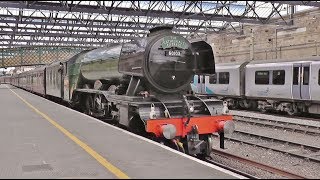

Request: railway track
left=202, top=155, right=258, bottom=179
left=231, top=109, right=320, bottom=123
left=208, top=149, right=306, bottom=179
left=203, top=113, right=320, bottom=178
left=233, top=115, right=320, bottom=136
left=224, top=129, right=320, bottom=163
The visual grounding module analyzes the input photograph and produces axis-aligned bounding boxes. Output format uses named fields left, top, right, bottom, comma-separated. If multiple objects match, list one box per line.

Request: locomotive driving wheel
left=197, top=135, right=213, bottom=158
left=85, top=95, right=94, bottom=116
left=108, top=85, right=117, bottom=94
left=84, top=93, right=106, bottom=118
left=94, top=94, right=103, bottom=111
left=205, top=135, right=213, bottom=156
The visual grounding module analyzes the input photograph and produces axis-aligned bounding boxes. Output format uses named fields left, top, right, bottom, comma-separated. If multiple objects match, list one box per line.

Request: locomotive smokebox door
left=191, top=41, right=215, bottom=75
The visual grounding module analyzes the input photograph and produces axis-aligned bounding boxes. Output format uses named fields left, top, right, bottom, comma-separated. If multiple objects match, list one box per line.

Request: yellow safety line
left=7, top=86, right=130, bottom=179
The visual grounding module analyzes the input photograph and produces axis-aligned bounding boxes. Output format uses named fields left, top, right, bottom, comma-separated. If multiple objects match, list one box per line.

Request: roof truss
left=0, top=1, right=301, bottom=48
left=0, top=1, right=317, bottom=67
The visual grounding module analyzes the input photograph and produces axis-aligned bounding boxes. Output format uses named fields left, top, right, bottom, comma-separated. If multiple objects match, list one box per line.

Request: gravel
left=230, top=110, right=320, bottom=128
left=212, top=138, right=320, bottom=179
left=234, top=121, right=320, bottom=150
left=209, top=110, right=320, bottom=179
left=209, top=150, right=283, bottom=179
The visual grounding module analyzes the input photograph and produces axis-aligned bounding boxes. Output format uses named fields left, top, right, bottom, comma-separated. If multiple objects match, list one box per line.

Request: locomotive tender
left=192, top=56, right=320, bottom=116
left=6, top=26, right=234, bottom=156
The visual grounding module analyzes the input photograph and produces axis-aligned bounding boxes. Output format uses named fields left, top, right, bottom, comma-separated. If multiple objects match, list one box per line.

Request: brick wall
left=208, top=8, right=320, bottom=63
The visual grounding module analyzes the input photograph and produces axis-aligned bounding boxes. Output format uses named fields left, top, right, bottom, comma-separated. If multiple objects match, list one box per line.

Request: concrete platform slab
left=0, top=84, right=244, bottom=179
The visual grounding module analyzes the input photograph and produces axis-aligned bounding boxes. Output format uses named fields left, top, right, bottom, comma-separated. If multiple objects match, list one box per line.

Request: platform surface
left=0, top=84, right=243, bottom=179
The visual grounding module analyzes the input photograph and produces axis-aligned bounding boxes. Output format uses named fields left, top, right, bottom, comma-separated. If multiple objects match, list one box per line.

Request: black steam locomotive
left=9, top=26, right=234, bottom=156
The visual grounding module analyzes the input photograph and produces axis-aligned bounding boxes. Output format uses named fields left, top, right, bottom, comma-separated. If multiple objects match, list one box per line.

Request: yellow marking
left=7, top=86, right=130, bottom=179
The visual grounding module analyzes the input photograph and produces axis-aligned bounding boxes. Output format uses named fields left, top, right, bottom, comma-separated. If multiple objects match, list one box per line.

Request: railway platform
left=0, top=84, right=244, bottom=179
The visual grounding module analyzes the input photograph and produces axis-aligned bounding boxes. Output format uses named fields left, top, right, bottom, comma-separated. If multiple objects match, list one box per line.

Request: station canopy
left=0, top=1, right=318, bottom=49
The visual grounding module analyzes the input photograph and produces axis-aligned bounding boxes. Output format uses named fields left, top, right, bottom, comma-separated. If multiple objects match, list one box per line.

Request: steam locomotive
left=7, top=26, right=234, bottom=156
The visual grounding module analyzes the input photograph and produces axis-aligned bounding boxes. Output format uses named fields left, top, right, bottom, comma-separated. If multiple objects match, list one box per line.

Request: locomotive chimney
left=148, top=25, right=173, bottom=37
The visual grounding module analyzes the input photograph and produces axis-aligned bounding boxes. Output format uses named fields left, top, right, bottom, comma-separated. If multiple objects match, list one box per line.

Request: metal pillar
left=290, top=5, right=295, bottom=25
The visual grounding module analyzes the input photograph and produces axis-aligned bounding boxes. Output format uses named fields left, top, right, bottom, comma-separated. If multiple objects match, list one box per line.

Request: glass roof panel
left=0, top=1, right=318, bottom=49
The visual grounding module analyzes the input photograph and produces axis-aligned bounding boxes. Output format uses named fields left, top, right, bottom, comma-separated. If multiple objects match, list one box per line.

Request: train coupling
left=186, top=125, right=204, bottom=155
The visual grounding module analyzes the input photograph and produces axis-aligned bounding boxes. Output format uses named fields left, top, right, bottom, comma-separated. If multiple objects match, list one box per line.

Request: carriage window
left=209, top=74, right=217, bottom=84
left=293, top=67, right=299, bottom=85
left=272, top=70, right=285, bottom=85
left=303, top=66, right=309, bottom=85
left=255, top=71, right=269, bottom=84
left=218, top=72, right=229, bottom=84
left=198, top=75, right=201, bottom=83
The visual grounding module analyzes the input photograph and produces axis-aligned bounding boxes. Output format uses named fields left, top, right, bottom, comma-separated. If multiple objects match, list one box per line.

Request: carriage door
left=196, top=75, right=206, bottom=94
left=301, top=63, right=311, bottom=99
left=63, top=62, right=69, bottom=101
left=292, top=63, right=311, bottom=100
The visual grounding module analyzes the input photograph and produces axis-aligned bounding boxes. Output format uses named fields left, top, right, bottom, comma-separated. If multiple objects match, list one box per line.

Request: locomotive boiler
left=72, top=26, right=214, bottom=95
left=14, top=26, right=235, bottom=156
